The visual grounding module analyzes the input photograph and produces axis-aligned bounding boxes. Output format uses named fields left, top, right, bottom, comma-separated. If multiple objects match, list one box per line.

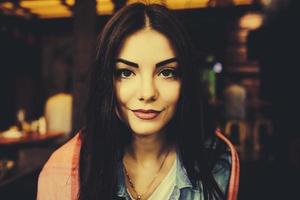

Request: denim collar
left=116, top=161, right=127, bottom=197
left=116, top=151, right=195, bottom=198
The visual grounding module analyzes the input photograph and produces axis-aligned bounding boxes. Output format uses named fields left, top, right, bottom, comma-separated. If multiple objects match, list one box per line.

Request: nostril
left=138, top=83, right=158, bottom=102
left=138, top=95, right=157, bottom=102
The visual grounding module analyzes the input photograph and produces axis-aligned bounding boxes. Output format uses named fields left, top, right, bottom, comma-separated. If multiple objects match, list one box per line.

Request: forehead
left=117, top=29, right=175, bottom=64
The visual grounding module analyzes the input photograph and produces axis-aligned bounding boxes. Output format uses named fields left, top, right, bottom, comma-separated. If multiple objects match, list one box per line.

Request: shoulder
left=43, top=133, right=80, bottom=168
left=37, top=133, right=81, bottom=200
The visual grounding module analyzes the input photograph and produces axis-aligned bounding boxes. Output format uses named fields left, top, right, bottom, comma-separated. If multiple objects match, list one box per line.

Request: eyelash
left=158, top=68, right=178, bottom=79
left=114, top=69, right=135, bottom=78
left=114, top=68, right=178, bottom=79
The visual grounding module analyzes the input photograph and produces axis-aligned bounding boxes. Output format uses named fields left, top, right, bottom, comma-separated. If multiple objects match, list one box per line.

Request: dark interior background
left=0, top=0, right=299, bottom=199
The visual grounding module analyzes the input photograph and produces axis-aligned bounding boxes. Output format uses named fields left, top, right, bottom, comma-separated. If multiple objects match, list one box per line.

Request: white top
left=127, top=155, right=177, bottom=200
left=148, top=155, right=176, bottom=200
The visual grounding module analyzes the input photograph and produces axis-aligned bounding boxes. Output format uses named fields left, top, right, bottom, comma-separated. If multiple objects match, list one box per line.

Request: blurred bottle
left=16, top=109, right=31, bottom=133
left=16, top=109, right=25, bottom=132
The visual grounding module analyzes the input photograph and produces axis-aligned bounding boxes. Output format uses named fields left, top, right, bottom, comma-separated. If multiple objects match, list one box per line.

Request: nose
left=138, top=76, right=158, bottom=102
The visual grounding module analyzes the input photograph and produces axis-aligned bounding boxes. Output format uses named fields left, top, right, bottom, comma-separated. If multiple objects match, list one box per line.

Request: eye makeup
left=114, top=57, right=181, bottom=80
left=114, top=68, right=135, bottom=79
left=158, top=67, right=179, bottom=79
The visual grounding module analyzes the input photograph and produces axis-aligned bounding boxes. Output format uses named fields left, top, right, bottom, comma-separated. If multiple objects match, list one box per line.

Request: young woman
left=37, top=3, right=239, bottom=200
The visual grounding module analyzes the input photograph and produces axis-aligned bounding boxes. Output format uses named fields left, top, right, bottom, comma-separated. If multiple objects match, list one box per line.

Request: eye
left=115, top=69, right=135, bottom=79
left=159, top=68, right=178, bottom=79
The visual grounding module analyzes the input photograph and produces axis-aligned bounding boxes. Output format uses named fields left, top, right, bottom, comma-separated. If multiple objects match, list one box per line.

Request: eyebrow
left=115, top=57, right=178, bottom=68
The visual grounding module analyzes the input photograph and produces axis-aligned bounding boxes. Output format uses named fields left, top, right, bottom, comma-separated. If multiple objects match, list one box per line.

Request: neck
left=125, top=132, right=171, bottom=166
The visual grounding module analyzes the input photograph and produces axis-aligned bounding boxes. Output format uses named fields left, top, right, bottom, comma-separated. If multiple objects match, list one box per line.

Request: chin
left=130, top=124, right=164, bottom=136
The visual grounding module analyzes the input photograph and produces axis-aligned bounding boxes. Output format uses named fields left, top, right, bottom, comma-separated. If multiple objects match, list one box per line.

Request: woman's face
left=114, top=29, right=181, bottom=136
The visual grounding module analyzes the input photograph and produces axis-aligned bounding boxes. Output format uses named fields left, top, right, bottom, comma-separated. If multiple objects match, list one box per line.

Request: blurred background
left=0, top=0, right=299, bottom=199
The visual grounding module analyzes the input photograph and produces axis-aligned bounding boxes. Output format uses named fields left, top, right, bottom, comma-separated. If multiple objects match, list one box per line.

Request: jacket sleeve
left=36, top=134, right=80, bottom=200
left=37, top=154, right=72, bottom=200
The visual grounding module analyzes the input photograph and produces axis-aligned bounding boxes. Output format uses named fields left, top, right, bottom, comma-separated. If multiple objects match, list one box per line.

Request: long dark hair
left=79, top=3, right=224, bottom=200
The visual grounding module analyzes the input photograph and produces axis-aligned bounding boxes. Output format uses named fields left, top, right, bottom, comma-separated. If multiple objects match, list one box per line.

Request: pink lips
left=132, top=109, right=161, bottom=120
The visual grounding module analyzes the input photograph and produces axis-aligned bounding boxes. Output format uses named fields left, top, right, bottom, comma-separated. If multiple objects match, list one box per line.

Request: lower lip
left=133, top=111, right=161, bottom=120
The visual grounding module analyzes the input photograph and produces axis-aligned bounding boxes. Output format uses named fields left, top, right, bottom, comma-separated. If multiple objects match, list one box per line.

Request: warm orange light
left=98, top=0, right=112, bottom=3
left=166, top=0, right=209, bottom=9
left=0, top=0, right=257, bottom=19
left=31, top=6, right=70, bottom=14
left=127, top=0, right=209, bottom=9
left=65, top=0, right=75, bottom=6
left=239, top=12, right=263, bottom=30
left=15, top=8, right=27, bottom=16
left=233, top=0, right=254, bottom=5
left=30, top=5, right=72, bottom=19
left=0, top=2, right=14, bottom=9
left=20, top=0, right=61, bottom=8
left=96, top=1, right=114, bottom=15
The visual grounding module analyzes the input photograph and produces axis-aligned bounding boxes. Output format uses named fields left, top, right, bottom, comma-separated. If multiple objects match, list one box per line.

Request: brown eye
left=159, top=69, right=177, bottom=78
left=115, top=69, right=135, bottom=78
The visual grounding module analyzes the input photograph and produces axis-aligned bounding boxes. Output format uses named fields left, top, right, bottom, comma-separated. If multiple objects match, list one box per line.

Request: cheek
left=159, top=82, right=181, bottom=106
left=115, top=81, right=137, bottom=106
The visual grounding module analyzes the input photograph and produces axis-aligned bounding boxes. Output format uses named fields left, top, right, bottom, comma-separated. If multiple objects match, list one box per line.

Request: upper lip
left=132, top=109, right=161, bottom=113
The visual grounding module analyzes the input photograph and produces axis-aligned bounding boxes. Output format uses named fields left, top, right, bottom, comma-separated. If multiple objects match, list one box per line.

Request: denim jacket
left=116, top=136, right=232, bottom=200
